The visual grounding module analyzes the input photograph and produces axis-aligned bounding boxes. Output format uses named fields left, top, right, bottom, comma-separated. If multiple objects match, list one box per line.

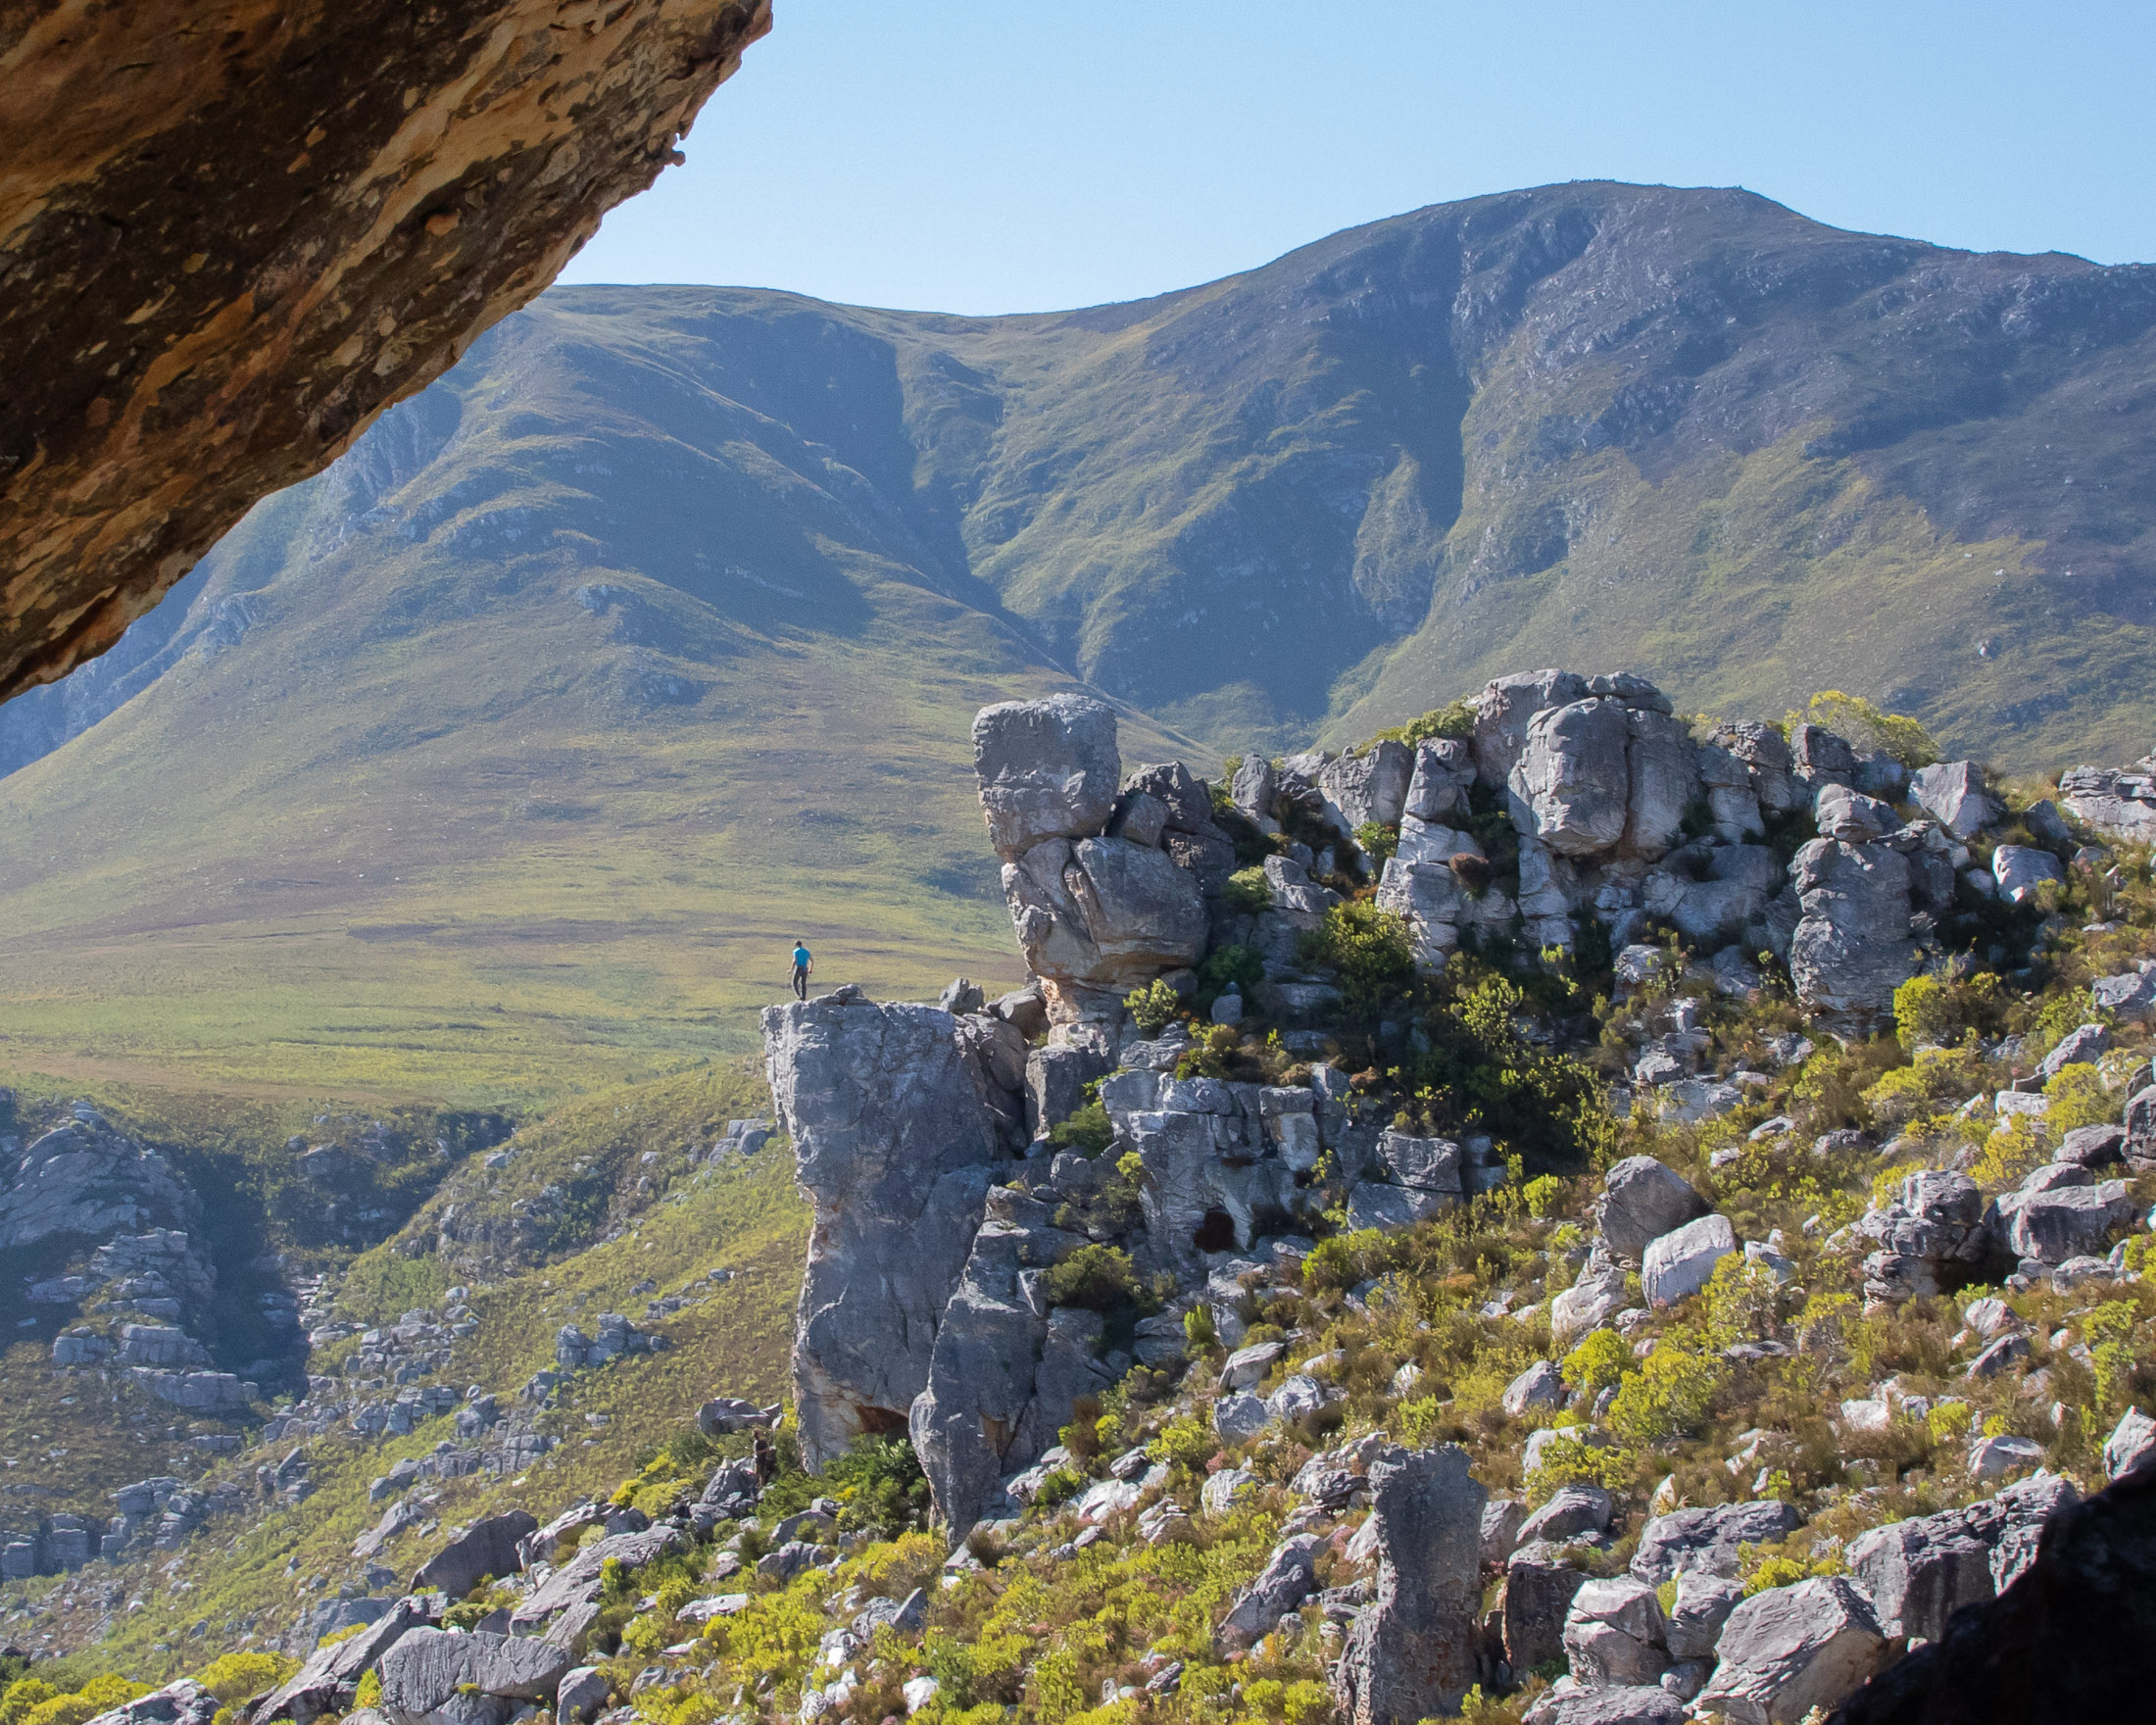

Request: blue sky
left=560, top=0, right=2155, bottom=314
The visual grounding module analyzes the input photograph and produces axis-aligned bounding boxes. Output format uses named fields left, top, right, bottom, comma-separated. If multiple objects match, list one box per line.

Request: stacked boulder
left=1300, top=668, right=2022, bottom=1026
left=239, top=1476, right=735, bottom=1725
left=771, top=697, right=1493, bottom=1541
left=552, top=1313, right=660, bottom=1370
left=1231, top=738, right=1417, bottom=848
left=1841, top=1158, right=2132, bottom=1297
left=1992, top=1160, right=2133, bottom=1275
left=987, top=673, right=2051, bottom=1053
left=2059, top=756, right=2156, bottom=839
left=976, top=694, right=1217, bottom=1027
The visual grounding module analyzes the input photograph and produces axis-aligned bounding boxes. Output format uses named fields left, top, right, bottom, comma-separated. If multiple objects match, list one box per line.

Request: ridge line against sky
left=559, top=0, right=2156, bottom=318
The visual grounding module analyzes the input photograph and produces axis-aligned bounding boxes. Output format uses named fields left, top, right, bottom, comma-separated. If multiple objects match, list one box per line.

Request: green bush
left=1407, top=966, right=1613, bottom=1166
left=192, top=1656, right=296, bottom=1707
left=1893, top=971, right=2005, bottom=1048
left=1396, top=1395, right=1446, bottom=1448
left=2042, top=1063, right=2115, bottom=1132
left=1795, top=691, right=1940, bottom=770
left=1607, top=1346, right=1723, bottom=1446
left=1561, top=1330, right=1632, bottom=1399
left=1742, top=1556, right=1810, bottom=1597
left=1198, top=944, right=1263, bottom=1003
left=1032, top=1467, right=1084, bottom=1508
left=1523, top=1431, right=1631, bottom=1502
left=1124, top=978, right=1181, bottom=1036
left=1224, top=865, right=1272, bottom=915
left=1862, top=1044, right=1987, bottom=1126
left=1146, top=1413, right=1216, bottom=1470
left=1048, top=1098, right=1114, bottom=1158
left=1354, top=821, right=1399, bottom=867
left=1378, top=699, right=1477, bottom=746
left=1300, top=1228, right=1401, bottom=1293
left=1299, top=900, right=1416, bottom=1031
left=1042, top=1244, right=1149, bottom=1313
left=0, top=1684, right=59, bottom=1725
left=821, top=1433, right=932, bottom=1536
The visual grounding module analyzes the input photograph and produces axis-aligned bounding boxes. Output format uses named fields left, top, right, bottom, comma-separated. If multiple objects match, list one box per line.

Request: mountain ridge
left=6, top=179, right=2156, bottom=1100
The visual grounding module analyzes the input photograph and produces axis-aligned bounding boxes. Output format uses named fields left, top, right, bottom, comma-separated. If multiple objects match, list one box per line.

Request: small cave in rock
left=853, top=1404, right=908, bottom=1438
left=1193, top=1208, right=1239, bottom=1254
left=1248, top=1203, right=1297, bottom=1240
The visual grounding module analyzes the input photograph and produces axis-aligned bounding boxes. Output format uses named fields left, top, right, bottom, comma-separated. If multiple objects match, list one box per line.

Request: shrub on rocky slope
left=11, top=665, right=2156, bottom=1725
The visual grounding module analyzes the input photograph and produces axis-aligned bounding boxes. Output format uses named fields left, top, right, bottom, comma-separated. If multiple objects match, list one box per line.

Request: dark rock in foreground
left=1831, top=1473, right=2156, bottom=1724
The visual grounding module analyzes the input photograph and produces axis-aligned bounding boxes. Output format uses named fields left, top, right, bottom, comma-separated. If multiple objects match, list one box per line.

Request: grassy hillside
left=7, top=183, right=2156, bottom=1102
left=4, top=1066, right=810, bottom=1678
left=0, top=305, right=1193, bottom=1107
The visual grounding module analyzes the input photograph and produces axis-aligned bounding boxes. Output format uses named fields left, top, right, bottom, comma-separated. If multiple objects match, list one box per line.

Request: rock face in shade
left=1332, top=1446, right=1487, bottom=1725
left=0, top=0, right=771, bottom=701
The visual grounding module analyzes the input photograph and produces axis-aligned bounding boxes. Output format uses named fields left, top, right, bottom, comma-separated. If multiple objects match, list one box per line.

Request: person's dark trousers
left=792, top=966, right=808, bottom=1000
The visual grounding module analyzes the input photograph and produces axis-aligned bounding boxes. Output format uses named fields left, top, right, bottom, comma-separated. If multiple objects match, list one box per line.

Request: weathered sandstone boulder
left=973, top=696, right=1122, bottom=861
left=1787, top=838, right=1916, bottom=1021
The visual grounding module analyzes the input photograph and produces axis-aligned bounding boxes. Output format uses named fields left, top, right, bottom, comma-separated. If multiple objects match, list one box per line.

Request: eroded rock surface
left=0, top=0, right=771, bottom=700
left=763, top=995, right=1007, bottom=1468
left=1333, top=1446, right=1486, bottom=1725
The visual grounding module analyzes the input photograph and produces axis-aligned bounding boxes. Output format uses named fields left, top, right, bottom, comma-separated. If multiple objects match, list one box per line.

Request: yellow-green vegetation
left=193, top=1653, right=298, bottom=1704
left=1788, top=692, right=1940, bottom=771
left=11, top=869, right=2156, bottom=1725
left=629, top=1502, right=1331, bottom=1725
left=592, top=958, right=2153, bottom=1725
left=7, top=1677, right=146, bottom=1725
left=3, top=1066, right=808, bottom=1683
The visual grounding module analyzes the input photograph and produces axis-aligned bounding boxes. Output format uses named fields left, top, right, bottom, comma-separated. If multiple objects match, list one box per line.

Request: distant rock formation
left=766, top=673, right=2115, bottom=1548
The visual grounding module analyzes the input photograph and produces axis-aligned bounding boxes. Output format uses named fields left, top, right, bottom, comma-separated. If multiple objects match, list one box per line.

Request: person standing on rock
left=790, top=939, right=813, bottom=1001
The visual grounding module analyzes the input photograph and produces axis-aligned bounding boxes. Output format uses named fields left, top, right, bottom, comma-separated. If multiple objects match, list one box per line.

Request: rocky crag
left=766, top=668, right=2091, bottom=1542
left=15, top=667, right=2156, bottom=1723
left=747, top=668, right=2156, bottom=1721
left=0, top=1093, right=514, bottom=1582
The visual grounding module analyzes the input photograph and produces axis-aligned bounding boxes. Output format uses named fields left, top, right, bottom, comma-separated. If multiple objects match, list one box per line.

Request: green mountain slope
left=0, top=302, right=1193, bottom=1104
left=445, top=184, right=2156, bottom=764
left=7, top=180, right=2156, bottom=1099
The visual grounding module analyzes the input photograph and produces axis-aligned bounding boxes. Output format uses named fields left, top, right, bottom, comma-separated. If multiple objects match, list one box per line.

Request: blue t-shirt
left=792, top=946, right=811, bottom=969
